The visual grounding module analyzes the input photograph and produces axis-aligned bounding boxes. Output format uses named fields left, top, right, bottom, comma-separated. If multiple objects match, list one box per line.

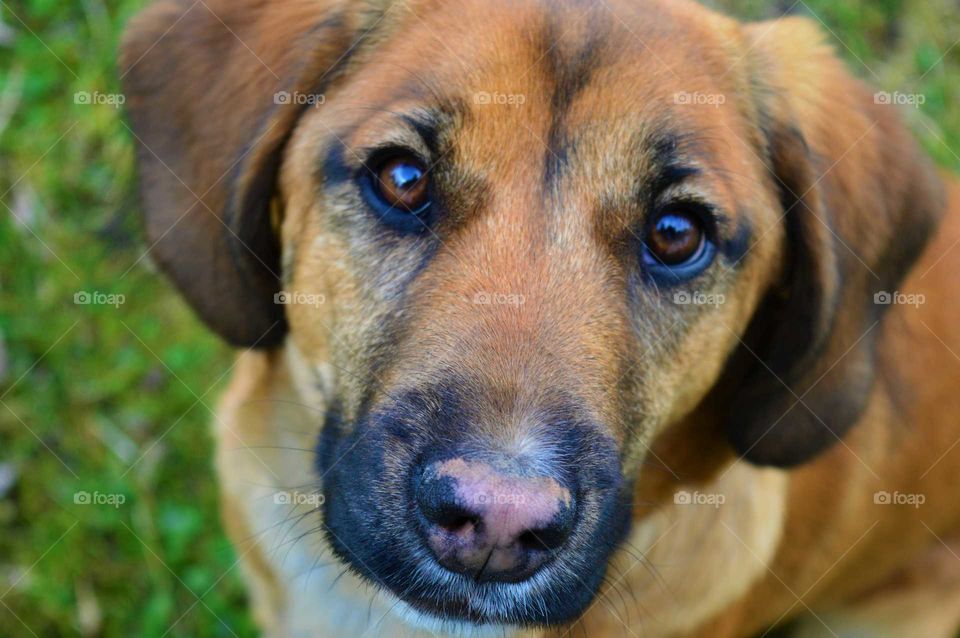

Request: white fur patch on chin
left=386, top=595, right=523, bottom=638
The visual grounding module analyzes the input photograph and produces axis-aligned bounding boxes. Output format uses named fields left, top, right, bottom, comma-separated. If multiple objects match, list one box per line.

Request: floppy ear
left=725, top=17, right=946, bottom=467
left=119, top=0, right=359, bottom=346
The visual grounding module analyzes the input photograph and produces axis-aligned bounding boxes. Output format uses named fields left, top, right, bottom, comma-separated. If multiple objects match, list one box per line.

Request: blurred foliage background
left=0, top=0, right=957, bottom=636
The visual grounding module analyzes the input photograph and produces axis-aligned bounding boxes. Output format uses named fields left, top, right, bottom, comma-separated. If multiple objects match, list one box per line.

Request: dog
left=119, top=0, right=960, bottom=635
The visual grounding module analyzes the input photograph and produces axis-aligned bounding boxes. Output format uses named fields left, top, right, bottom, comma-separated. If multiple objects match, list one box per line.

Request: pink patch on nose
left=418, top=455, right=578, bottom=581
left=435, top=457, right=571, bottom=545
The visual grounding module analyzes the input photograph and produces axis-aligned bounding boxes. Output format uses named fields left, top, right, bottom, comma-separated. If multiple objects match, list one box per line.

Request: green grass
left=0, top=0, right=957, bottom=636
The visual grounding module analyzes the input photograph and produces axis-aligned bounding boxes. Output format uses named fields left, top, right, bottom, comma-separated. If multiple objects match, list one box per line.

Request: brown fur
left=121, top=0, right=960, bottom=635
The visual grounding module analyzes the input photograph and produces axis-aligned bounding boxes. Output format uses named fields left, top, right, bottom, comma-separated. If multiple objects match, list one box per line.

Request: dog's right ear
left=723, top=17, right=945, bottom=467
left=120, top=0, right=359, bottom=346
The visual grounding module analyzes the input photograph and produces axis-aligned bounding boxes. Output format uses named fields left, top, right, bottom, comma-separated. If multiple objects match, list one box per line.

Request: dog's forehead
left=356, top=0, right=740, bottom=103
left=332, top=0, right=749, bottom=193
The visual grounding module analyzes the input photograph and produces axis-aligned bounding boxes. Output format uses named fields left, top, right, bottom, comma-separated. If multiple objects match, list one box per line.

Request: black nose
left=414, top=457, right=576, bottom=583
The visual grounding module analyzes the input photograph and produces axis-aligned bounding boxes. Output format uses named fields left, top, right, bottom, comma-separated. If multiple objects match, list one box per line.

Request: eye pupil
left=645, top=212, right=704, bottom=265
left=376, top=156, right=429, bottom=213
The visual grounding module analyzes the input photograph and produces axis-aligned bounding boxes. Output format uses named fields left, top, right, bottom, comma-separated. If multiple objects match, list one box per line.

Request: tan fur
left=121, top=0, right=960, bottom=635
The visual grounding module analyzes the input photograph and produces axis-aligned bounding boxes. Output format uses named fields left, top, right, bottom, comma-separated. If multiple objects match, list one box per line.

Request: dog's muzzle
left=316, top=387, right=633, bottom=626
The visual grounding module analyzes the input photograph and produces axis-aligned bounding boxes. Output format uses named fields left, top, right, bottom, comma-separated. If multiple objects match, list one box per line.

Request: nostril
left=416, top=476, right=479, bottom=536
left=518, top=514, right=575, bottom=552
left=436, top=512, right=479, bottom=538
left=517, top=530, right=550, bottom=552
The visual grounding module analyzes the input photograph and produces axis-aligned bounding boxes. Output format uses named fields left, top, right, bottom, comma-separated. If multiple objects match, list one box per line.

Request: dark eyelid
left=359, top=144, right=428, bottom=168
left=652, top=198, right=724, bottom=233
left=319, top=112, right=439, bottom=189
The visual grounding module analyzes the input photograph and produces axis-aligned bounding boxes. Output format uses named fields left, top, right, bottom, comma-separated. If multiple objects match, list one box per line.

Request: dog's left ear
left=725, top=17, right=946, bottom=467
left=119, top=0, right=359, bottom=347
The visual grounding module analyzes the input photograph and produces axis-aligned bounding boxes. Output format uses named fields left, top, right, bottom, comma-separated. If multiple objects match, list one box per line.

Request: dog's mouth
left=378, top=567, right=588, bottom=629
left=379, top=558, right=584, bottom=626
left=321, top=501, right=624, bottom=627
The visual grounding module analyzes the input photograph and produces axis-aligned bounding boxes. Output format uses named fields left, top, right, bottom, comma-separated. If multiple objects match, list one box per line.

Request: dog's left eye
left=641, top=208, right=715, bottom=279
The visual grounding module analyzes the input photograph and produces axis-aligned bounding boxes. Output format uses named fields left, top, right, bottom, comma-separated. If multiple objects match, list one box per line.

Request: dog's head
left=122, top=0, right=943, bottom=627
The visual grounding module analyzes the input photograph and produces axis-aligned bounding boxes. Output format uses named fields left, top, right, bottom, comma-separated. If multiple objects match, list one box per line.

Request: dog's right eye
left=375, top=156, right=429, bottom=211
left=361, top=151, right=432, bottom=231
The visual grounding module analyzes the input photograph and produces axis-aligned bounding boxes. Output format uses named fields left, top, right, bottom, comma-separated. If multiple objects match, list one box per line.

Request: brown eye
left=374, top=155, right=429, bottom=213
left=644, top=211, right=705, bottom=266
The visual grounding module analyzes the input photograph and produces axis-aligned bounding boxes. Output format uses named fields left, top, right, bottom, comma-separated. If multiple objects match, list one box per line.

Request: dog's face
left=283, top=3, right=778, bottom=623
left=122, top=0, right=943, bottom=628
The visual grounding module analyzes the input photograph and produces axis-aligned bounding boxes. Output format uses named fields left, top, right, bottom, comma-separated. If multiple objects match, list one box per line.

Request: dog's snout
left=414, top=457, right=576, bottom=583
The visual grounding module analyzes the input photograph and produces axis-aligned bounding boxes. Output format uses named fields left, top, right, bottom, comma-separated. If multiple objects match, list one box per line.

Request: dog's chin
left=385, top=594, right=524, bottom=638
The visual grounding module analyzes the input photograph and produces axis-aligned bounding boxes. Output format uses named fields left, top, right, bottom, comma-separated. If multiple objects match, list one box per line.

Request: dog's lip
left=394, top=586, right=490, bottom=624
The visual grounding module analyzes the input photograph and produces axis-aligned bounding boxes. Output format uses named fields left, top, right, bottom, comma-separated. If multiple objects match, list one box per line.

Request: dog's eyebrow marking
left=642, top=134, right=703, bottom=202
left=650, top=163, right=702, bottom=196
left=400, top=113, right=441, bottom=155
